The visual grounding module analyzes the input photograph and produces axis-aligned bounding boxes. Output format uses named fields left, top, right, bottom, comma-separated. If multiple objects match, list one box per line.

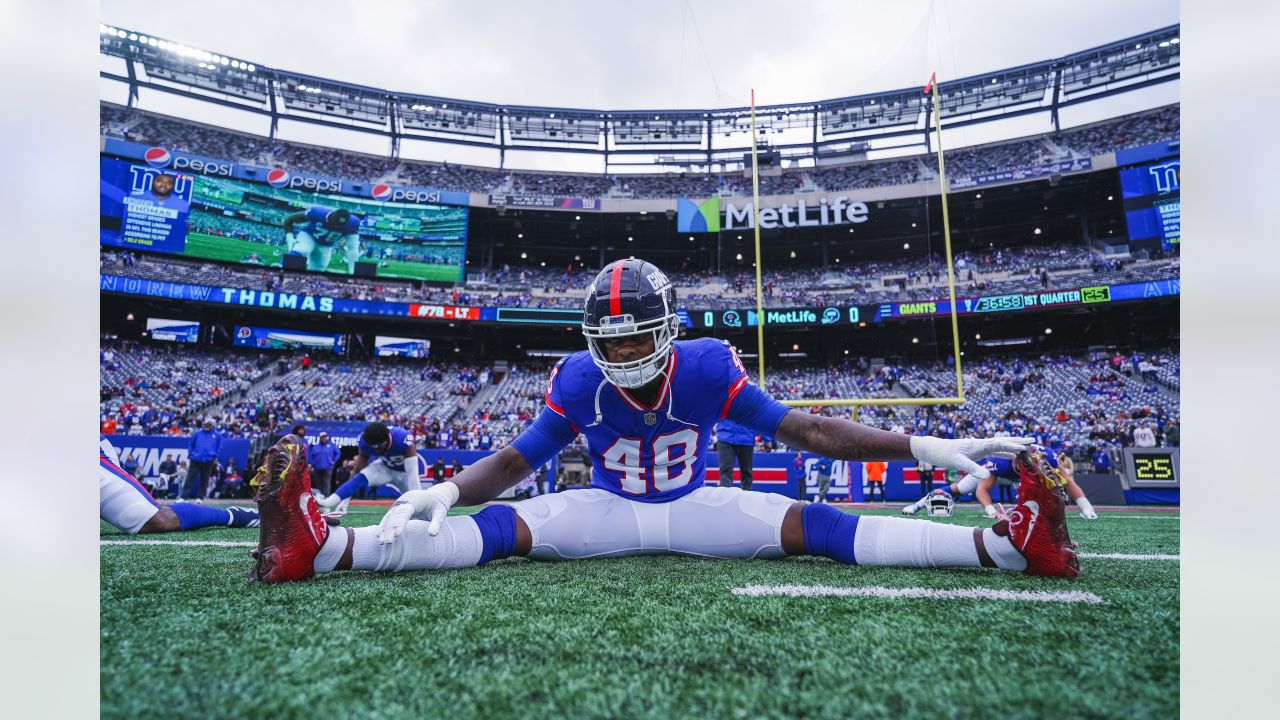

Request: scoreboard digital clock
left=1122, top=448, right=1180, bottom=488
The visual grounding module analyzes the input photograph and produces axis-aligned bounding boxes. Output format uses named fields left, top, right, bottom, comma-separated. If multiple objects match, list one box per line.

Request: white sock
left=853, top=516, right=981, bottom=568
left=1076, top=496, right=1095, bottom=514
left=350, top=517, right=484, bottom=572
left=313, top=527, right=348, bottom=574
left=982, top=529, right=1028, bottom=572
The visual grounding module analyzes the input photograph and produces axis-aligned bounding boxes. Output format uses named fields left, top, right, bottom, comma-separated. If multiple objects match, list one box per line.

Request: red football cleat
left=249, top=435, right=329, bottom=583
left=992, top=447, right=1081, bottom=578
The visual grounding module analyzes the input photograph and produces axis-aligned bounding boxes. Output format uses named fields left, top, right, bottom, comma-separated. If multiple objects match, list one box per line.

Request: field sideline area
left=100, top=500, right=1179, bottom=718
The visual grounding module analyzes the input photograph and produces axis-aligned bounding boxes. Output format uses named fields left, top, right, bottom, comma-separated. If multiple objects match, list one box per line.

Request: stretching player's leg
left=342, top=234, right=360, bottom=274
left=795, top=449, right=1079, bottom=576
left=1064, top=476, right=1097, bottom=519
left=101, top=450, right=258, bottom=534
left=309, top=243, right=334, bottom=272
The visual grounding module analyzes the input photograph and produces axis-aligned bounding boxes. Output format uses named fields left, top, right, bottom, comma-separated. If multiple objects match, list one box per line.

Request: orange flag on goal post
left=923, top=71, right=937, bottom=96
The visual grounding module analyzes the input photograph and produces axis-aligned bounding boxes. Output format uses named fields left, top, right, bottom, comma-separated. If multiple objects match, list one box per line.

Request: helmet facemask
left=583, top=311, right=679, bottom=389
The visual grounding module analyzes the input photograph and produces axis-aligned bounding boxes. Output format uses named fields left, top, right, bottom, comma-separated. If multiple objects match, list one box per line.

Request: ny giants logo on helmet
left=370, top=184, right=393, bottom=201
left=266, top=169, right=291, bottom=188
left=144, top=147, right=171, bottom=168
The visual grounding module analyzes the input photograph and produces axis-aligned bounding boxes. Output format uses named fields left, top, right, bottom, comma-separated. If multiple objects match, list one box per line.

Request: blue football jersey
left=545, top=337, right=754, bottom=503
left=303, top=206, right=359, bottom=244
left=358, top=426, right=415, bottom=469
left=979, top=447, right=1058, bottom=486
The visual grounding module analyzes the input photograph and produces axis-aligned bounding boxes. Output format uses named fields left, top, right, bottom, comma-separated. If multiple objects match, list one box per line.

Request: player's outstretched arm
left=773, top=409, right=1032, bottom=479
left=376, top=446, right=532, bottom=542
left=282, top=212, right=306, bottom=234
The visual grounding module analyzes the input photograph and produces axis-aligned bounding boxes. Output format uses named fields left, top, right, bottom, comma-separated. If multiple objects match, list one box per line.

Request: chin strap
left=585, top=378, right=609, bottom=428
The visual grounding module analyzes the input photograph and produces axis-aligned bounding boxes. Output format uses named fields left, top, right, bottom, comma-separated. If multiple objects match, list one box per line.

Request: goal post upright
left=752, top=72, right=967, bottom=421
left=750, top=88, right=767, bottom=389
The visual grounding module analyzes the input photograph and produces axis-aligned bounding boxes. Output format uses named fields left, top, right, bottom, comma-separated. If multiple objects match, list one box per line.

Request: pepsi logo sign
left=143, top=147, right=171, bottom=168
left=267, top=169, right=291, bottom=188
left=370, top=184, right=393, bottom=201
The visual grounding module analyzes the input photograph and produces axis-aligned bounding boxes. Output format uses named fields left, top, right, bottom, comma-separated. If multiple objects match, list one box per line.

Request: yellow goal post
left=748, top=82, right=965, bottom=422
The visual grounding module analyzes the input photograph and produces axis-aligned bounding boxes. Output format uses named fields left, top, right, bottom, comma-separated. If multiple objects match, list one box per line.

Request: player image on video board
left=100, top=156, right=469, bottom=282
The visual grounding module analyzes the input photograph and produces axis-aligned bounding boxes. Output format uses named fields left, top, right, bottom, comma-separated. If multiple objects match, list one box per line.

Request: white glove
left=376, top=481, right=459, bottom=544
left=909, top=436, right=1034, bottom=480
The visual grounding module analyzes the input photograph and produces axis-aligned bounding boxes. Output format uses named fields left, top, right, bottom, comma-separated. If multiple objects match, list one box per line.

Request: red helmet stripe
left=609, top=262, right=623, bottom=316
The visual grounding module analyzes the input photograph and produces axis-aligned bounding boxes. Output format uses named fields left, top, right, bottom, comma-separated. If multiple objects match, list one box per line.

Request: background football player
left=313, top=422, right=424, bottom=518
left=100, top=437, right=258, bottom=534
left=902, top=448, right=1098, bottom=519
left=251, top=259, right=1081, bottom=584
left=282, top=206, right=362, bottom=273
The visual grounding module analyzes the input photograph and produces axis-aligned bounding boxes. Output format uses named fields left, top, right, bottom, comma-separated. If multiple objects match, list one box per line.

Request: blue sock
left=471, top=506, right=517, bottom=565
left=332, top=472, right=369, bottom=500
left=802, top=503, right=860, bottom=564
left=170, top=503, right=233, bottom=531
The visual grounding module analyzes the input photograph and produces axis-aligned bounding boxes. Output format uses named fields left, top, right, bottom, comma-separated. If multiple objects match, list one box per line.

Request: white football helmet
left=925, top=489, right=955, bottom=517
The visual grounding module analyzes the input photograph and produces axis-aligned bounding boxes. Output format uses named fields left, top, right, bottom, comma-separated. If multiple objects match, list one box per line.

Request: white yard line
left=1079, top=552, right=1179, bottom=561
left=100, top=539, right=256, bottom=547
left=731, top=585, right=1108, bottom=604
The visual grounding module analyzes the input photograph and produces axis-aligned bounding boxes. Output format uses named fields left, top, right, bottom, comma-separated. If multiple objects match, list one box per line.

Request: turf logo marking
left=731, top=585, right=1107, bottom=605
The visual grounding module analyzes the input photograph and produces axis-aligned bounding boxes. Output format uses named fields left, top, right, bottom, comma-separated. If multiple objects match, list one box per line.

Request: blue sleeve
left=306, top=206, right=328, bottom=222
left=510, top=409, right=579, bottom=471
left=726, top=382, right=791, bottom=438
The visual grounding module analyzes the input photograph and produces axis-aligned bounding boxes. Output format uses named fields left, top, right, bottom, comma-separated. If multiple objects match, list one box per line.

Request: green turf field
left=183, top=233, right=463, bottom=283
left=100, top=503, right=1179, bottom=719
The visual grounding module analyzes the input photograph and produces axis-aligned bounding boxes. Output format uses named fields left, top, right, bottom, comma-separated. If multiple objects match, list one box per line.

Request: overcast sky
left=99, top=0, right=1180, bottom=171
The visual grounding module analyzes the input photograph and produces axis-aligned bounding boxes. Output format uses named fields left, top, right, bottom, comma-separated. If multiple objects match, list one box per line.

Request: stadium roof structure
left=100, top=24, right=1179, bottom=169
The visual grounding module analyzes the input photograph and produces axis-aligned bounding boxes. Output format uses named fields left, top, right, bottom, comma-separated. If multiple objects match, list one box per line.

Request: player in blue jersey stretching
left=100, top=437, right=258, bottom=534
left=901, top=451, right=1098, bottom=519
left=250, top=259, right=1081, bottom=583
left=312, top=422, right=424, bottom=519
left=282, top=206, right=361, bottom=273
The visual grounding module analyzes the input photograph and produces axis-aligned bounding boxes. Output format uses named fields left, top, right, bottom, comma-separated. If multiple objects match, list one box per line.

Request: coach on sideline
left=715, top=417, right=757, bottom=490
left=185, top=420, right=222, bottom=500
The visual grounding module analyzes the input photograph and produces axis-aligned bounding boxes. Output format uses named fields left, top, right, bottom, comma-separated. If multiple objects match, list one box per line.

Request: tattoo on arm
left=774, top=409, right=915, bottom=461
left=451, top=446, right=532, bottom=506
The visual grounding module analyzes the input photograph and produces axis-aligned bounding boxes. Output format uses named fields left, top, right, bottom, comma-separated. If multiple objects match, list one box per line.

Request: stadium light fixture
left=99, top=24, right=108, bottom=33
left=1108, top=195, right=1115, bottom=201
left=1034, top=227, right=1042, bottom=235
left=1171, top=38, right=1180, bottom=44
left=735, top=253, right=743, bottom=260
left=247, top=64, right=256, bottom=72
left=689, top=236, right=694, bottom=241
left=574, top=255, right=581, bottom=261
left=126, top=313, right=134, bottom=321
left=139, top=35, right=148, bottom=43
left=627, top=236, right=633, bottom=242
left=549, top=113, right=556, bottom=118
left=976, top=193, right=982, bottom=199
left=575, top=215, right=581, bottom=220
left=517, top=233, right=523, bottom=238
left=540, top=261, right=546, bottom=266
left=789, top=250, right=796, bottom=258
left=1159, top=41, right=1170, bottom=48
left=844, top=350, right=849, bottom=355
left=903, top=243, right=910, bottom=249
left=1135, top=43, right=1142, bottom=49
left=128, top=33, right=138, bottom=40
left=975, top=334, right=982, bottom=339
left=792, top=344, right=800, bottom=351
left=520, top=252, right=528, bottom=259
left=911, top=222, right=917, bottom=227
left=1045, top=328, right=1053, bottom=334
left=441, top=104, right=448, bottom=109
left=912, top=337, right=919, bottom=344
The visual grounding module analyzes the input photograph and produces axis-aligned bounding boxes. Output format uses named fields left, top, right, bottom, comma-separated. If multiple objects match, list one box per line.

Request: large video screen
left=374, top=335, right=431, bottom=358
left=1119, top=159, right=1180, bottom=251
left=146, top=317, right=200, bottom=343
left=233, top=325, right=348, bottom=354
left=100, top=156, right=469, bottom=282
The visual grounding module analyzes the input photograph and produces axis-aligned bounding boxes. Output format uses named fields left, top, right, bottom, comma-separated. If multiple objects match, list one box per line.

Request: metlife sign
left=677, top=196, right=869, bottom=232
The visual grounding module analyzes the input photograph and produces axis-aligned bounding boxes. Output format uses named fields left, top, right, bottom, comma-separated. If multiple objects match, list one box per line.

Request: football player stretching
left=902, top=449, right=1098, bottom=520
left=100, top=437, right=258, bottom=534
left=250, top=259, right=1081, bottom=583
